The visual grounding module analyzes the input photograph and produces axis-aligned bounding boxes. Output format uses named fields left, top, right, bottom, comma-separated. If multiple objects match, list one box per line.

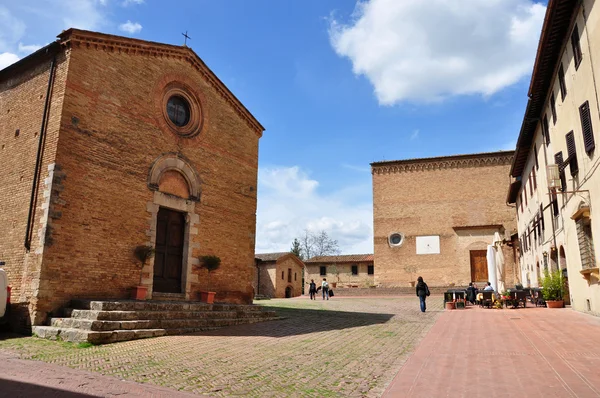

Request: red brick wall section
left=0, top=51, right=70, bottom=328
left=16, top=43, right=260, bottom=322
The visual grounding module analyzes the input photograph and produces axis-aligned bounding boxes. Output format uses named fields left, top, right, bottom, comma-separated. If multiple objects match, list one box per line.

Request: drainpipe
left=25, top=55, right=56, bottom=251
left=540, top=134, right=561, bottom=273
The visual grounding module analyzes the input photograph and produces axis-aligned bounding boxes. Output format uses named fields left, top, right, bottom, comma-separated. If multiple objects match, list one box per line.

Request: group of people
left=307, top=278, right=334, bottom=300
left=466, top=281, right=494, bottom=304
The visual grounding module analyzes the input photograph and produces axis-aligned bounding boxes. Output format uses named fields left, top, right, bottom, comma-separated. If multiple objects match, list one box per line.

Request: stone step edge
left=70, top=299, right=264, bottom=312
left=32, top=326, right=167, bottom=344
left=64, top=309, right=278, bottom=321
left=49, top=315, right=282, bottom=331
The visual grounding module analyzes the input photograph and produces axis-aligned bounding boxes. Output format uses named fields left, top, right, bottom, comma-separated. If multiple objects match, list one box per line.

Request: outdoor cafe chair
left=480, top=291, right=494, bottom=308
left=515, top=290, right=527, bottom=308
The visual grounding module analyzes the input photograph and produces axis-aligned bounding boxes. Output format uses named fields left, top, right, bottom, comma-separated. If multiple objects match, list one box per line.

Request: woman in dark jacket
left=415, top=276, right=430, bottom=312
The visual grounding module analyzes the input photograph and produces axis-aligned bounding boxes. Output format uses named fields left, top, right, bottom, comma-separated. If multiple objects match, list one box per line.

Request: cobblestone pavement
left=0, top=297, right=442, bottom=397
left=385, top=304, right=600, bottom=397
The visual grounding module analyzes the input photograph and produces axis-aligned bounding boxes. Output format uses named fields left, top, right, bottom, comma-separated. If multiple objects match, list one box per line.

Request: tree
left=293, top=229, right=340, bottom=260
left=290, top=238, right=302, bottom=258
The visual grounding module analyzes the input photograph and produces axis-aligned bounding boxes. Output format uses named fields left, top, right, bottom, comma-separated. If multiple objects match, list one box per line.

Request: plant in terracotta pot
left=541, top=269, right=564, bottom=308
left=199, top=255, right=221, bottom=304
left=132, top=245, right=154, bottom=300
left=329, top=264, right=340, bottom=288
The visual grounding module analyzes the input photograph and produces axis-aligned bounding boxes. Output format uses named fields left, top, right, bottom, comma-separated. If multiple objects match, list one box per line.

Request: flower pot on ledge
left=199, top=291, right=216, bottom=304
left=131, top=286, right=147, bottom=300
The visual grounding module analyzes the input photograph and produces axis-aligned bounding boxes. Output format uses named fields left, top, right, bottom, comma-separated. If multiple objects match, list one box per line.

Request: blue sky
left=0, top=0, right=547, bottom=254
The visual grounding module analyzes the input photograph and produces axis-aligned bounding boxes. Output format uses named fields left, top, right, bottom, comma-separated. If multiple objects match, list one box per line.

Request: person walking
left=415, top=276, right=430, bottom=312
left=308, top=279, right=317, bottom=300
left=321, top=278, right=329, bottom=300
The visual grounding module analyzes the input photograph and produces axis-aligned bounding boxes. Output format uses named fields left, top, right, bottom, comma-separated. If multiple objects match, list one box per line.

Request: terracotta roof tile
left=255, top=252, right=292, bottom=262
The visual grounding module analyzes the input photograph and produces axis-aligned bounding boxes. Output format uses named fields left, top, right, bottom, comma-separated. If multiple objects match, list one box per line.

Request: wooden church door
left=470, top=250, right=489, bottom=283
left=153, top=208, right=185, bottom=293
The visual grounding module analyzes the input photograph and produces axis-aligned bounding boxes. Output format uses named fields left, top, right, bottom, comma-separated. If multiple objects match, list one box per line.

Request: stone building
left=304, top=254, right=374, bottom=288
left=0, top=29, right=264, bottom=331
left=254, top=253, right=304, bottom=298
left=507, top=0, right=600, bottom=314
left=372, top=152, right=518, bottom=288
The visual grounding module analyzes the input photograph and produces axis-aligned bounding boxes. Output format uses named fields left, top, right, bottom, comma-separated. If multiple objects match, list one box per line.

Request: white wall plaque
left=416, top=236, right=440, bottom=255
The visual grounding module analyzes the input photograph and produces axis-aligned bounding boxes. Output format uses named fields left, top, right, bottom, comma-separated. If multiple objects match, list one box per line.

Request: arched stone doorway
left=285, top=286, right=293, bottom=298
left=560, top=246, right=570, bottom=305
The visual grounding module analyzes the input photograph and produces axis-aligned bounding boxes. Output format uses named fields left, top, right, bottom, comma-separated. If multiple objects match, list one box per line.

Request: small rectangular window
left=534, top=144, right=539, bottom=170
left=572, top=24, right=582, bottom=69
left=351, top=265, right=358, bottom=275
left=558, top=64, right=567, bottom=100
left=543, top=115, right=550, bottom=146
left=281, top=271, right=284, bottom=280
left=288, top=268, right=292, bottom=283
left=540, top=204, right=545, bottom=231
left=320, top=266, right=326, bottom=276
left=580, top=101, right=595, bottom=153
left=368, top=265, right=374, bottom=275
left=550, top=93, right=557, bottom=125
left=294, top=272, right=297, bottom=281
left=566, top=131, right=579, bottom=176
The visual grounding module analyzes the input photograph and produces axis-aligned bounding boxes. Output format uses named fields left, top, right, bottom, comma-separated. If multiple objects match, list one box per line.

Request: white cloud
left=123, top=0, right=144, bottom=5
left=18, top=42, right=42, bottom=53
left=256, top=166, right=373, bottom=255
left=329, top=0, right=546, bottom=104
left=410, top=129, right=419, bottom=140
left=58, top=0, right=107, bottom=30
left=118, top=20, right=142, bottom=34
left=0, top=52, right=19, bottom=69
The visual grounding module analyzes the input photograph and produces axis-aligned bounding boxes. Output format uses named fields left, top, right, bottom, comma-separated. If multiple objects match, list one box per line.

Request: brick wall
left=372, top=153, right=518, bottom=288
left=0, top=49, right=70, bottom=328
left=305, top=261, right=375, bottom=289
left=1, top=31, right=262, bottom=326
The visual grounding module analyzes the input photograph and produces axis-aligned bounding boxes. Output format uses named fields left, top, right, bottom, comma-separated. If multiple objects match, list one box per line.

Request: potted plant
left=199, top=255, right=221, bottom=303
left=403, top=265, right=418, bottom=287
left=541, top=269, right=564, bottom=308
left=132, top=245, right=154, bottom=300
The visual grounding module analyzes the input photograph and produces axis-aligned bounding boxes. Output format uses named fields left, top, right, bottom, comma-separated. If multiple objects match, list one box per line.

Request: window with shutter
left=571, top=24, right=582, bottom=69
left=554, top=152, right=567, bottom=191
left=532, top=167, right=537, bottom=190
left=550, top=93, right=557, bottom=124
left=524, top=183, right=528, bottom=205
left=529, top=174, right=533, bottom=195
left=558, top=64, right=567, bottom=100
left=551, top=191, right=559, bottom=216
left=565, top=131, right=579, bottom=176
left=540, top=204, right=545, bottom=231
left=534, top=144, right=539, bottom=170
left=579, top=101, right=595, bottom=153
left=543, top=115, right=550, bottom=146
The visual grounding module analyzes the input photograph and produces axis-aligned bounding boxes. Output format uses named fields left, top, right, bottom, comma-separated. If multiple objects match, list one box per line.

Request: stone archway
left=143, top=153, right=202, bottom=299
left=285, top=286, right=293, bottom=298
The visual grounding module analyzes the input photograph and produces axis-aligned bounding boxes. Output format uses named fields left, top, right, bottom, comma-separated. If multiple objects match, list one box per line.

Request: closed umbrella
left=493, top=232, right=505, bottom=293
left=486, top=245, right=497, bottom=291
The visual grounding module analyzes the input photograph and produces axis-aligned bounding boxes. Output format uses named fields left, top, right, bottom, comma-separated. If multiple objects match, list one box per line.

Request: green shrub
left=541, top=269, right=564, bottom=301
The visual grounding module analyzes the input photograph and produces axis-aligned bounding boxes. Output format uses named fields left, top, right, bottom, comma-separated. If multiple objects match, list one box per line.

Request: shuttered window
left=571, top=24, right=582, bottom=69
left=543, top=115, right=550, bottom=145
left=534, top=144, right=539, bottom=170
left=579, top=101, right=595, bottom=153
left=555, top=152, right=567, bottom=191
left=558, top=64, right=567, bottom=100
left=540, top=204, right=545, bottom=231
left=552, top=191, right=559, bottom=216
left=524, top=183, right=528, bottom=205
left=550, top=93, right=557, bottom=124
left=565, top=131, right=579, bottom=176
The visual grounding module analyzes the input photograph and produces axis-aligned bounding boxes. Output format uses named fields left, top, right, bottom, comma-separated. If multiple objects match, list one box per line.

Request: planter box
left=131, top=286, right=147, bottom=300
left=199, top=291, right=216, bottom=304
left=546, top=300, right=564, bottom=308
left=445, top=301, right=456, bottom=310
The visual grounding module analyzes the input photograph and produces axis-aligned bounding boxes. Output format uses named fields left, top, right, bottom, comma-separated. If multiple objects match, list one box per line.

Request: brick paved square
left=0, top=297, right=442, bottom=397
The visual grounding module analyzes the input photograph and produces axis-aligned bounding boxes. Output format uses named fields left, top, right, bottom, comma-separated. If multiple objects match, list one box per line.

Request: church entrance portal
left=153, top=207, right=185, bottom=293
left=470, top=250, right=488, bottom=282
left=285, top=286, right=293, bottom=298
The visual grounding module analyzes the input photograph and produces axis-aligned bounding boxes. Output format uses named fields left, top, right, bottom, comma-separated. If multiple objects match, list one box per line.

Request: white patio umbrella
left=486, top=245, right=498, bottom=291
left=493, top=232, right=505, bottom=292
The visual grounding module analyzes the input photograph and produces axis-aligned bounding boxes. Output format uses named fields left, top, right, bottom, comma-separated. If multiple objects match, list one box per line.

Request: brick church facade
left=371, top=151, right=519, bottom=288
left=0, top=29, right=263, bottom=331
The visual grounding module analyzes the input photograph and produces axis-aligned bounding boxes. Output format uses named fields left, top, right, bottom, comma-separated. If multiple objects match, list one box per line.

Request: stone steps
left=32, top=299, right=280, bottom=344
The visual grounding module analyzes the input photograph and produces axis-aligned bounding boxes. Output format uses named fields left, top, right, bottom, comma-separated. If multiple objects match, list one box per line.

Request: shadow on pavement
left=0, top=378, right=97, bottom=397
left=184, top=306, right=395, bottom=337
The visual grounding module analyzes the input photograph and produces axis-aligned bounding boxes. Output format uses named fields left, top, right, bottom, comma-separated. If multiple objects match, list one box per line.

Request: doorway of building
left=153, top=207, right=185, bottom=293
left=560, top=246, right=570, bottom=305
left=470, top=250, right=488, bottom=282
left=285, top=286, right=293, bottom=298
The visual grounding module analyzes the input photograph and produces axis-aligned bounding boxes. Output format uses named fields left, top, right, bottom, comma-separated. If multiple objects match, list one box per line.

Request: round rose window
left=166, top=95, right=191, bottom=127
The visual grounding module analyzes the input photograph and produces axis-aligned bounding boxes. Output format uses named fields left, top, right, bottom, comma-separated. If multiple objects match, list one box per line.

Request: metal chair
left=515, top=290, right=527, bottom=308
left=480, top=291, right=494, bottom=308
